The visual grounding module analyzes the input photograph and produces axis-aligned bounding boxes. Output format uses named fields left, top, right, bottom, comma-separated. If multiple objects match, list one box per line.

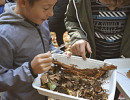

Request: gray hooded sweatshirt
left=0, top=3, right=58, bottom=100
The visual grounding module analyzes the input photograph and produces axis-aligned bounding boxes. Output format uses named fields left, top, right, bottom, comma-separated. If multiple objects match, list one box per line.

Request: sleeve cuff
left=28, top=62, right=38, bottom=78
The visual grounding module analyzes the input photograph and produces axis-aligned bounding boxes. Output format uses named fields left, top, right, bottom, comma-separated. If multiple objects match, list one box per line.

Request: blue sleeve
left=0, top=5, right=4, bottom=14
left=0, top=36, right=34, bottom=92
left=0, top=62, right=34, bottom=92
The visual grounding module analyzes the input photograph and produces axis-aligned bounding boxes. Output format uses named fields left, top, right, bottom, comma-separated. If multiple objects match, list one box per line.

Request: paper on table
left=104, top=58, right=130, bottom=99
left=117, top=68, right=130, bottom=98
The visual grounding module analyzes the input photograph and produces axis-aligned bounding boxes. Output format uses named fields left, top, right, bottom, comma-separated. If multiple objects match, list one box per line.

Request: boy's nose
left=48, top=10, right=54, bottom=17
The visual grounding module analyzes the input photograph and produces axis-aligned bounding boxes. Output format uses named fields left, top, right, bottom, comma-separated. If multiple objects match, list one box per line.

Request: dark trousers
left=56, top=30, right=65, bottom=46
left=114, top=87, right=120, bottom=100
left=51, top=26, right=66, bottom=46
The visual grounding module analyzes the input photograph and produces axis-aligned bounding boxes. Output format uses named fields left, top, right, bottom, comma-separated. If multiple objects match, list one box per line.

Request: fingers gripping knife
left=51, top=42, right=70, bottom=54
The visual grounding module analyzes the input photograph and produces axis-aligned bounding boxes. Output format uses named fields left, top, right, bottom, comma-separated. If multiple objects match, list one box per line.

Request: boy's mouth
left=41, top=19, right=46, bottom=22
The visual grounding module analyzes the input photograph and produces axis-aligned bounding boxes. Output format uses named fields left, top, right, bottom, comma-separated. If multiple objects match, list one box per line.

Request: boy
left=0, top=0, right=71, bottom=100
left=0, top=0, right=6, bottom=5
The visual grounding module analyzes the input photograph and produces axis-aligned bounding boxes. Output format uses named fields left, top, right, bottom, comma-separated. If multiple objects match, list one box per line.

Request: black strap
left=29, top=62, right=38, bottom=78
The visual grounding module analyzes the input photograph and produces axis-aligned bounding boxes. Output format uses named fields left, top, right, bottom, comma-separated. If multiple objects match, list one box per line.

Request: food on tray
left=40, top=59, right=117, bottom=100
left=127, top=70, right=130, bottom=78
left=52, top=59, right=117, bottom=79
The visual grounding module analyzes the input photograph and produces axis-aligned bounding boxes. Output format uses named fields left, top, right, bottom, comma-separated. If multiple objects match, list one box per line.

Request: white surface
left=104, top=58, right=130, bottom=100
left=32, top=54, right=116, bottom=100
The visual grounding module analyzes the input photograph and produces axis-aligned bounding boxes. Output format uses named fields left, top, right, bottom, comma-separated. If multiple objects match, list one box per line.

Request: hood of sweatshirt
left=0, top=3, right=35, bottom=27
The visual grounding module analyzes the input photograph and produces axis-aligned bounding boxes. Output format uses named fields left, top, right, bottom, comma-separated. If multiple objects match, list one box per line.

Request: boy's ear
left=17, top=0, right=26, bottom=8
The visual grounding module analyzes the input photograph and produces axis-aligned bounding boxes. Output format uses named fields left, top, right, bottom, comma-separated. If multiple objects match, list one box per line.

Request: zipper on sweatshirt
left=35, top=26, right=46, bottom=52
left=24, top=19, right=46, bottom=52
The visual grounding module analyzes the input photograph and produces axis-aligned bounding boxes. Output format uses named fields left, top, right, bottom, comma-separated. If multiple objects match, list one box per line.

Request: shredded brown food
left=41, top=59, right=117, bottom=100
left=127, top=70, right=130, bottom=78
left=52, top=59, right=117, bottom=79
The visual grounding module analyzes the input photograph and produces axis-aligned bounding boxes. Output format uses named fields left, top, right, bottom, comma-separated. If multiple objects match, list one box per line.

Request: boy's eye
left=44, top=7, right=51, bottom=10
left=44, top=8, right=49, bottom=10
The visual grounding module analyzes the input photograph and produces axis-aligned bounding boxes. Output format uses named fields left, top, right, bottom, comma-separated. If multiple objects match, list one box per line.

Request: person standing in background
left=65, top=0, right=130, bottom=60
left=0, top=0, right=5, bottom=14
left=65, top=0, right=130, bottom=99
left=48, top=0, right=69, bottom=46
left=0, top=0, right=16, bottom=14
left=0, top=0, right=5, bottom=5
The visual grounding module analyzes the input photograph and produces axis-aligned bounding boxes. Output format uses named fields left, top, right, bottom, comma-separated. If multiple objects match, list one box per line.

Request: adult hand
left=63, top=50, right=72, bottom=58
left=99, top=0, right=128, bottom=10
left=71, top=40, right=92, bottom=61
left=31, top=51, right=52, bottom=75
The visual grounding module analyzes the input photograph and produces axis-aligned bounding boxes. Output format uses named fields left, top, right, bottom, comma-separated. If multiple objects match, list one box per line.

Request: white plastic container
left=32, top=54, right=117, bottom=100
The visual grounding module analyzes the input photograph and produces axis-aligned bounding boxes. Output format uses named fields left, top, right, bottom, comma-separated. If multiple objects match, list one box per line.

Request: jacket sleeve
left=64, top=0, right=87, bottom=45
left=0, top=36, right=34, bottom=92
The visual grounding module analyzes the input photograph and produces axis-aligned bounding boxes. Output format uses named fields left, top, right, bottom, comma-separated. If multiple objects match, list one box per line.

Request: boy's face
left=21, top=0, right=57, bottom=24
